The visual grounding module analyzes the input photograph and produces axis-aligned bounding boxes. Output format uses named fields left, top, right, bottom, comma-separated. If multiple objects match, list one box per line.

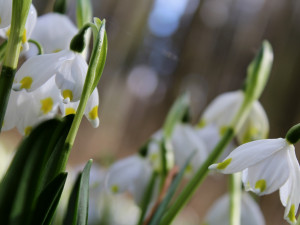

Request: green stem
left=159, top=127, right=235, bottom=225
left=137, top=172, right=158, bottom=225
left=60, top=21, right=106, bottom=169
left=28, top=39, right=44, bottom=55
left=229, top=173, right=242, bottom=225
left=0, top=67, right=16, bottom=132
left=0, top=0, right=31, bottom=132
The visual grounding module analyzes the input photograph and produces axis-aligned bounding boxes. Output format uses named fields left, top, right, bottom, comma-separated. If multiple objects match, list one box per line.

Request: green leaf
left=244, top=41, right=273, bottom=102
left=42, top=114, right=74, bottom=187
left=149, top=153, right=194, bottom=225
left=64, top=160, right=93, bottom=225
left=76, top=0, right=92, bottom=28
left=163, top=93, right=190, bottom=140
left=0, top=117, right=73, bottom=225
left=90, top=20, right=108, bottom=93
left=31, top=172, right=68, bottom=225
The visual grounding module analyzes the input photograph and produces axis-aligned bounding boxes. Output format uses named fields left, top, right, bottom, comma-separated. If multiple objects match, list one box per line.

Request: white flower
left=171, top=124, right=208, bottom=177
left=204, top=192, right=265, bottom=225
left=3, top=77, right=61, bottom=135
left=59, top=88, right=100, bottom=128
left=0, top=0, right=12, bottom=29
left=209, top=138, right=300, bottom=224
left=27, top=13, right=77, bottom=56
left=105, top=155, right=154, bottom=206
left=0, top=4, right=37, bottom=51
left=13, top=49, right=87, bottom=103
left=200, top=90, right=269, bottom=144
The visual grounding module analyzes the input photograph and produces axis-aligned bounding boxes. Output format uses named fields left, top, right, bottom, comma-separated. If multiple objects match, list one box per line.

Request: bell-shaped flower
left=59, top=88, right=100, bottom=128
left=199, top=90, right=269, bottom=144
left=13, top=49, right=88, bottom=103
left=209, top=138, right=300, bottom=224
left=27, top=12, right=77, bottom=56
left=3, top=77, right=61, bottom=135
left=0, top=0, right=12, bottom=29
left=0, top=4, right=37, bottom=51
left=204, top=192, right=265, bottom=225
left=171, top=124, right=208, bottom=177
left=105, top=155, right=154, bottom=206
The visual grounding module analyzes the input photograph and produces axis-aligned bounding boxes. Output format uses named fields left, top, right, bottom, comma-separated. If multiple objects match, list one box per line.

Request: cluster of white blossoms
left=0, top=2, right=100, bottom=135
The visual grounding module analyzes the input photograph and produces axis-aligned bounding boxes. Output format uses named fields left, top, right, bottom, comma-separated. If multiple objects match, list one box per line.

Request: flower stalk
left=159, top=41, right=273, bottom=225
left=0, top=0, right=32, bottom=132
left=229, top=173, right=242, bottom=225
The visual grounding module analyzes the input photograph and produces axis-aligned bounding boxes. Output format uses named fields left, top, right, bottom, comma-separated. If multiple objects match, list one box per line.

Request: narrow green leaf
left=149, top=153, right=194, bottom=225
left=64, top=160, right=93, bottom=225
left=137, top=172, right=158, bottom=225
left=31, top=172, right=68, bottom=225
left=42, top=114, right=74, bottom=187
left=0, top=117, right=73, bottom=225
left=90, top=20, right=108, bottom=93
left=163, top=93, right=190, bottom=140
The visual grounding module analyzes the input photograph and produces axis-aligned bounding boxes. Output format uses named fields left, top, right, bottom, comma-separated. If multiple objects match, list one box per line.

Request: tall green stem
left=229, top=173, right=242, bottom=225
left=0, top=0, right=31, bottom=132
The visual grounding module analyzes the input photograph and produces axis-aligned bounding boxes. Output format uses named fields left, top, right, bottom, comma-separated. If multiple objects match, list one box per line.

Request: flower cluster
left=0, top=8, right=100, bottom=134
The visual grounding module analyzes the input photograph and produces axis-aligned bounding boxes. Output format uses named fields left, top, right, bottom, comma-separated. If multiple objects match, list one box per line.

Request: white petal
left=14, top=50, right=75, bottom=91
left=55, top=55, right=87, bottom=102
left=280, top=147, right=300, bottom=224
left=24, top=5, right=37, bottom=40
left=105, top=155, right=152, bottom=205
left=2, top=90, right=19, bottom=131
left=204, top=192, right=265, bottom=225
left=209, top=138, right=287, bottom=173
left=171, top=124, right=208, bottom=176
left=28, top=13, right=77, bottom=55
left=84, top=88, right=100, bottom=128
left=242, top=148, right=290, bottom=195
left=59, top=100, right=79, bottom=117
left=201, top=91, right=243, bottom=128
left=0, top=0, right=12, bottom=29
left=237, top=100, right=269, bottom=144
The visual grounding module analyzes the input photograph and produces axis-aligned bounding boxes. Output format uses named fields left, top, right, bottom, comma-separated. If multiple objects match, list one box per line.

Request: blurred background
left=1, top=0, right=300, bottom=224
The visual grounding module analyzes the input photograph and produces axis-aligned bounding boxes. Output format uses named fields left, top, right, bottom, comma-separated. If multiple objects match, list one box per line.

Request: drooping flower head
left=209, top=136, right=300, bottom=224
left=199, top=90, right=269, bottom=144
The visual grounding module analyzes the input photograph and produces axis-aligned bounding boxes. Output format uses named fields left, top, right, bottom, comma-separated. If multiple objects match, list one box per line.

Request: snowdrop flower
left=199, top=90, right=269, bottom=144
left=209, top=137, right=300, bottom=224
left=0, top=4, right=37, bottom=51
left=105, top=155, right=154, bottom=206
left=27, top=13, right=77, bottom=56
left=0, top=0, right=12, bottom=29
left=13, top=49, right=87, bottom=103
left=3, top=77, right=61, bottom=135
left=171, top=124, right=208, bottom=177
left=203, top=192, right=265, bottom=225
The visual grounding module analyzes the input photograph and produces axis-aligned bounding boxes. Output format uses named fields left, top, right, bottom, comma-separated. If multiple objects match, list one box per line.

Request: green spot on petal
left=40, top=97, right=53, bottom=114
left=20, top=76, right=33, bottom=89
left=242, top=126, right=259, bottom=143
left=197, top=119, right=206, bottom=128
left=216, top=158, right=232, bottom=170
left=88, top=106, right=98, bottom=120
left=111, top=185, right=119, bottom=193
left=288, top=204, right=296, bottom=223
left=255, top=179, right=266, bottom=193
